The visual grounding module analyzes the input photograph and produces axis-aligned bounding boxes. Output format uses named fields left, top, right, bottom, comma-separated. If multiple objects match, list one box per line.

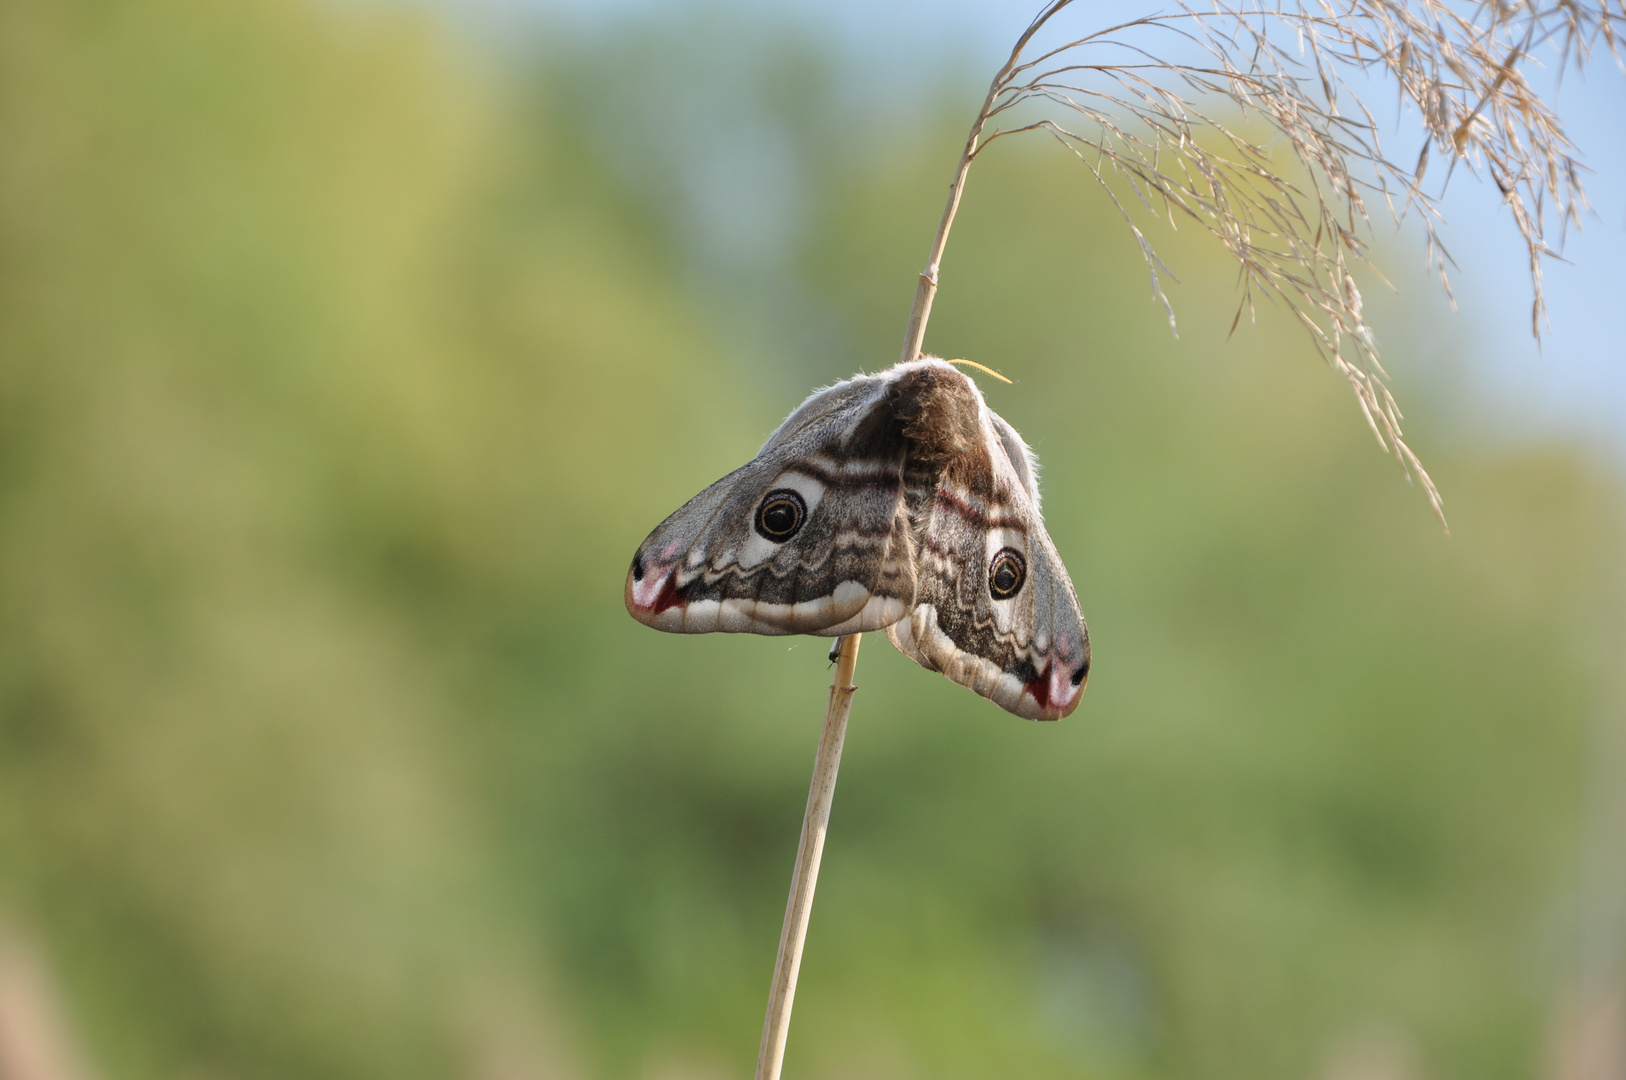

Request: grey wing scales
left=625, top=374, right=918, bottom=636
left=885, top=406, right=1089, bottom=720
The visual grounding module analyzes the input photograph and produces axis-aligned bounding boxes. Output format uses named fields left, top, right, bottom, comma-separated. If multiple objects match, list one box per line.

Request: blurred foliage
left=0, top=2, right=1620, bottom=1080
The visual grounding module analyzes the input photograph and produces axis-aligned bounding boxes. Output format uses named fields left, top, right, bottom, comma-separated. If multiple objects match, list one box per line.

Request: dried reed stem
left=755, top=632, right=862, bottom=1080
left=756, top=1, right=1617, bottom=1061
left=900, top=15, right=1062, bottom=365
left=902, top=0, right=1622, bottom=525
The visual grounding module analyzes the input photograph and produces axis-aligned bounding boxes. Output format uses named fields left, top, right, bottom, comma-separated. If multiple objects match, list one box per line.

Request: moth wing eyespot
left=988, top=547, right=1026, bottom=599
left=753, top=488, right=808, bottom=542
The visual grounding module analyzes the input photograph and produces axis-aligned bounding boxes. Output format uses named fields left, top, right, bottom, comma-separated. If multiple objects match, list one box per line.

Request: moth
left=625, top=358, right=1089, bottom=720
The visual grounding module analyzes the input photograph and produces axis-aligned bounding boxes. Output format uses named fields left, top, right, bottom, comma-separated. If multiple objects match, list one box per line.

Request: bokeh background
left=2, top=2, right=1624, bottom=1079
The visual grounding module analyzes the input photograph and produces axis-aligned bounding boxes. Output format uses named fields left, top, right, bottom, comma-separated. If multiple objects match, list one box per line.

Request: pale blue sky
left=475, top=0, right=1626, bottom=455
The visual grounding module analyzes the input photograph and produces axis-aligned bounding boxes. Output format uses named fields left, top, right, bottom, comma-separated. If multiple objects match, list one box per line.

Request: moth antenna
left=946, top=358, right=1013, bottom=384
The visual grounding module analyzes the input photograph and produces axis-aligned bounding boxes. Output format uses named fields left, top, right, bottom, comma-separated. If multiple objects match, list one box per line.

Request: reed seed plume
left=933, top=0, right=1621, bottom=524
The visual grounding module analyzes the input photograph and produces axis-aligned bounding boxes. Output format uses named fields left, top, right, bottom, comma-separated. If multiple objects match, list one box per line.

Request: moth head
left=754, top=488, right=807, bottom=542
left=988, top=547, right=1026, bottom=600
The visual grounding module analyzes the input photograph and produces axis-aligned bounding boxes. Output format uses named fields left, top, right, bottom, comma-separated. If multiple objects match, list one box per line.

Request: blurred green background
left=1, top=2, right=1623, bottom=1079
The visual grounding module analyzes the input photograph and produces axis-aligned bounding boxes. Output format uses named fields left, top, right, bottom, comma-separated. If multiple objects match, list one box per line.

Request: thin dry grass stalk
left=754, top=2, right=1619, bottom=1061
left=755, top=633, right=861, bottom=1080
left=905, top=0, right=1624, bottom=525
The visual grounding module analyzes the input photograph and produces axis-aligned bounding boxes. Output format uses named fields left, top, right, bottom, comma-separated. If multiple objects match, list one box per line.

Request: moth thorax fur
left=893, top=364, right=992, bottom=493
